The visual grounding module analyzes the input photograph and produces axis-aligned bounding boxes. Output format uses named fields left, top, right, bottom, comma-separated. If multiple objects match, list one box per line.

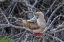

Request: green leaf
left=0, top=36, right=14, bottom=42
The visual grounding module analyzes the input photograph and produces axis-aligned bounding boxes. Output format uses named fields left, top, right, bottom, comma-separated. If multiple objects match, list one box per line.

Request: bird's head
left=35, top=12, right=44, bottom=19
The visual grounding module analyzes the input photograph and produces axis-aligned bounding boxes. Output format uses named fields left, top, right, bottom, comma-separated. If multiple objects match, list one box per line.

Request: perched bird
left=22, top=12, right=46, bottom=37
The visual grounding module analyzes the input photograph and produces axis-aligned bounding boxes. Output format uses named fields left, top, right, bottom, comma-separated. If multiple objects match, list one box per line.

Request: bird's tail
left=14, top=18, right=24, bottom=23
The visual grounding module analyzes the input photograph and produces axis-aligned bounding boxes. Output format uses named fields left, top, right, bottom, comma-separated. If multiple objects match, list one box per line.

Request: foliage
left=0, top=36, right=14, bottom=42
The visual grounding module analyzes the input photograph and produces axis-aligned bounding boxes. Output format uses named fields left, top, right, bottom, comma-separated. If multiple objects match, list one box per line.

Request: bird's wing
left=28, top=20, right=40, bottom=30
left=22, top=20, right=40, bottom=30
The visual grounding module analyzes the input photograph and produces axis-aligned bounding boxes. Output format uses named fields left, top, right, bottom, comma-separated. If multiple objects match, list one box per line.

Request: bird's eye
left=34, top=14, right=37, bottom=16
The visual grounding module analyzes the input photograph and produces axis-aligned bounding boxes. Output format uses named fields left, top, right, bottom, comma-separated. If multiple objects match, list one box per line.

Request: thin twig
left=45, top=0, right=57, bottom=15
left=44, top=15, right=64, bottom=33
left=47, top=4, right=64, bottom=26
left=44, top=33, right=64, bottom=42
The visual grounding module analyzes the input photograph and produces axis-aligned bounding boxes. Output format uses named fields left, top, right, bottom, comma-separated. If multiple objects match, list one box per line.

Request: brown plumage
left=22, top=12, right=46, bottom=33
left=22, top=20, right=39, bottom=32
left=33, top=12, right=46, bottom=33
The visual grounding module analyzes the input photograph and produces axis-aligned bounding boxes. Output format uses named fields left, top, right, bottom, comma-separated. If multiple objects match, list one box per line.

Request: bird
left=22, top=12, right=46, bottom=37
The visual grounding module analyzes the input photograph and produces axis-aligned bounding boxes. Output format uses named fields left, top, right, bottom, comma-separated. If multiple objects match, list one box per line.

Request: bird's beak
left=30, top=15, right=37, bottom=21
